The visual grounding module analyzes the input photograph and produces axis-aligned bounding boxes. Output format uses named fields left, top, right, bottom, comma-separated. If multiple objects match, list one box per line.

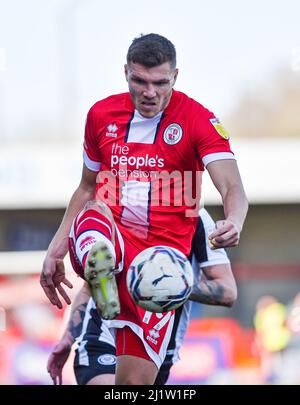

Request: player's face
left=125, top=62, right=178, bottom=118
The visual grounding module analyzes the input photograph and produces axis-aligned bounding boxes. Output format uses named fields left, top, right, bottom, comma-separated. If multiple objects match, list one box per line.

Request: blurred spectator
left=253, top=295, right=290, bottom=383
left=280, top=292, right=300, bottom=384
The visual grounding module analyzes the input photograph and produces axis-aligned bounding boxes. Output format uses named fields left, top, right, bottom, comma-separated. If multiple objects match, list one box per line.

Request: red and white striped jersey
left=83, top=90, right=234, bottom=256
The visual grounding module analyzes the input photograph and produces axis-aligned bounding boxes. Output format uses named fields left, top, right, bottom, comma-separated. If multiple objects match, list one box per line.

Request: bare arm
left=206, top=160, right=248, bottom=248
left=47, top=282, right=91, bottom=385
left=61, top=282, right=91, bottom=344
left=189, top=263, right=237, bottom=307
left=40, top=164, right=98, bottom=308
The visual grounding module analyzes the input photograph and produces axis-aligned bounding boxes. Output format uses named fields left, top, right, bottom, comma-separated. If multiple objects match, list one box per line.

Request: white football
left=126, top=245, right=194, bottom=313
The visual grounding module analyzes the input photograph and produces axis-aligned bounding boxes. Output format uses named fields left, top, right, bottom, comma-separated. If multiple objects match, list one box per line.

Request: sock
left=73, top=209, right=116, bottom=267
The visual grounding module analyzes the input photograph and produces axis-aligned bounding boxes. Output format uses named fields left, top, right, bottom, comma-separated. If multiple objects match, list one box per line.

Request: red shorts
left=69, top=205, right=174, bottom=369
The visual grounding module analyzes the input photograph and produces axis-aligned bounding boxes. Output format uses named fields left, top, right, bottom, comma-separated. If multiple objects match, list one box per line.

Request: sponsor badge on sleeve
left=209, top=118, right=230, bottom=139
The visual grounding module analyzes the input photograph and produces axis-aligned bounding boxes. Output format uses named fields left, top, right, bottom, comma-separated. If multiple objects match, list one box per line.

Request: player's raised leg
left=69, top=200, right=123, bottom=319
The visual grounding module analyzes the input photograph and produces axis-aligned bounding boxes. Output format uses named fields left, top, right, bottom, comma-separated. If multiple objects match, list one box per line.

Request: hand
left=40, top=255, right=73, bottom=309
left=47, top=336, right=73, bottom=385
left=208, top=219, right=240, bottom=249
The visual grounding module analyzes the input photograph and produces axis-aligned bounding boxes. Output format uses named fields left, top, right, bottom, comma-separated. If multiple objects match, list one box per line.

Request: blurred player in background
left=47, top=208, right=237, bottom=385
left=41, top=33, right=248, bottom=384
left=254, top=295, right=290, bottom=383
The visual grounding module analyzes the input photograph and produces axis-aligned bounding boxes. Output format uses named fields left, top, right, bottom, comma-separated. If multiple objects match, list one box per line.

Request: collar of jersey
left=133, top=109, right=163, bottom=121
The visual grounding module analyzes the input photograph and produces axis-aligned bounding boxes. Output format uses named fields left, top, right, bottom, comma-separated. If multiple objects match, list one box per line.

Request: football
left=126, top=245, right=194, bottom=313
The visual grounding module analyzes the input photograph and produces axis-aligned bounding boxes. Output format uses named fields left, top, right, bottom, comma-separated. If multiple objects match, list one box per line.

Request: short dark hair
left=127, top=33, right=176, bottom=69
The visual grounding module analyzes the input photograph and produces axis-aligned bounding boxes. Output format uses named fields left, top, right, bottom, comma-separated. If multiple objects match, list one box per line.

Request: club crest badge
left=163, top=123, right=183, bottom=145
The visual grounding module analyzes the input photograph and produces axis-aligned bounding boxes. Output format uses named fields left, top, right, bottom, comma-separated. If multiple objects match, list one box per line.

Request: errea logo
left=106, top=123, right=118, bottom=137
left=149, top=329, right=160, bottom=339
left=146, top=328, right=160, bottom=345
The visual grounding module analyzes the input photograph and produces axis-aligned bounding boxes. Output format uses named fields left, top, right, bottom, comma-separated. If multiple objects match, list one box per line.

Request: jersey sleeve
left=83, top=107, right=101, bottom=172
left=192, top=208, right=230, bottom=268
left=192, top=105, right=235, bottom=167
